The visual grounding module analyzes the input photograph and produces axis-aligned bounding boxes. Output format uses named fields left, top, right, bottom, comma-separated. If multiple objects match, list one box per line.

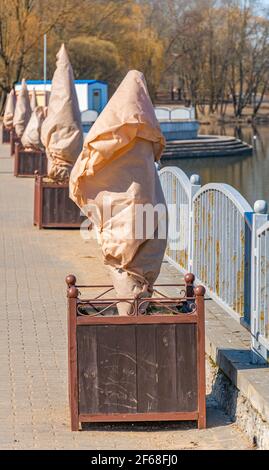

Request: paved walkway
left=0, top=141, right=252, bottom=449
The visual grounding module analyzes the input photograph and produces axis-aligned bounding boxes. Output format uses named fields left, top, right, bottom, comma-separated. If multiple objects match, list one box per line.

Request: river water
left=162, top=124, right=269, bottom=208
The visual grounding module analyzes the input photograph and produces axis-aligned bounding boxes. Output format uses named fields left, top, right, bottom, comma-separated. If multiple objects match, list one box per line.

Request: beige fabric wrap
left=3, top=90, right=16, bottom=129
left=13, top=79, right=31, bottom=138
left=70, top=70, right=167, bottom=315
left=30, top=89, right=37, bottom=111
left=21, top=106, right=46, bottom=150
left=41, top=44, right=83, bottom=182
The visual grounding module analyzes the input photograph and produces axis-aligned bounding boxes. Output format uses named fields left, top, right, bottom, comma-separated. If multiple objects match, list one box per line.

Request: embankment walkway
left=0, top=142, right=251, bottom=449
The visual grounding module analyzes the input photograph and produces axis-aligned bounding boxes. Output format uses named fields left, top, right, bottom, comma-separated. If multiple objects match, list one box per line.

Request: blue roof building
left=15, top=79, right=108, bottom=114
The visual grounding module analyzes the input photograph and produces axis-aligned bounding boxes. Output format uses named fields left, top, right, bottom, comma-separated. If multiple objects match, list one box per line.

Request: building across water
left=155, top=106, right=252, bottom=157
left=155, top=106, right=199, bottom=141
left=15, top=79, right=108, bottom=114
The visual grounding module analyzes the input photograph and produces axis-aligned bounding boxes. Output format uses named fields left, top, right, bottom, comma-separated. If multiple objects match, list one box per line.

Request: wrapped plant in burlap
left=30, top=88, right=37, bottom=111
left=13, top=79, right=31, bottom=138
left=41, top=44, right=83, bottom=183
left=3, top=90, right=16, bottom=130
left=70, top=70, right=167, bottom=315
left=21, top=106, right=46, bottom=151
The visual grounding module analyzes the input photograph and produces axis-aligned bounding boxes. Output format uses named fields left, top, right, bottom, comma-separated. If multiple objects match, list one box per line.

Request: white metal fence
left=159, top=166, right=269, bottom=362
left=252, top=210, right=269, bottom=361
left=192, top=184, right=253, bottom=322
left=161, top=167, right=194, bottom=272
left=155, top=106, right=195, bottom=121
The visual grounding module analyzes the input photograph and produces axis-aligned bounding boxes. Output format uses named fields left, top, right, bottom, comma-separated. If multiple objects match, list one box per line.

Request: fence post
left=188, top=174, right=201, bottom=273
left=251, top=200, right=268, bottom=363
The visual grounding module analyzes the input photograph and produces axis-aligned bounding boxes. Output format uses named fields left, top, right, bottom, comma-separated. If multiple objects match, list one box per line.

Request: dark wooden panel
left=175, top=324, right=198, bottom=411
left=10, top=131, right=20, bottom=155
left=97, top=325, right=137, bottom=414
left=54, top=184, right=62, bottom=222
left=137, top=325, right=178, bottom=413
left=135, top=324, right=198, bottom=413
left=136, top=325, right=158, bottom=412
left=77, top=325, right=99, bottom=414
left=42, top=185, right=82, bottom=226
left=77, top=323, right=198, bottom=416
left=2, top=126, right=11, bottom=143
left=17, top=150, right=47, bottom=176
left=78, top=325, right=137, bottom=415
left=156, top=325, right=178, bottom=411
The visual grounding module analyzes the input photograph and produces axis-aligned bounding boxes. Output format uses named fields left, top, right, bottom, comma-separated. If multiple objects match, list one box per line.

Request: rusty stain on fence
left=215, top=240, right=220, bottom=296
left=179, top=249, right=188, bottom=267
left=209, top=191, right=214, bottom=205
left=202, top=207, right=206, bottom=224
left=236, top=268, right=243, bottom=315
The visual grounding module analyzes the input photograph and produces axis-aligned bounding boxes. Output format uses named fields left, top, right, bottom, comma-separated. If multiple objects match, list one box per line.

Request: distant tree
left=162, top=0, right=269, bottom=118
left=1, top=0, right=269, bottom=118
left=68, top=36, right=122, bottom=89
left=67, top=1, right=165, bottom=98
left=0, top=0, right=81, bottom=113
left=226, top=2, right=269, bottom=117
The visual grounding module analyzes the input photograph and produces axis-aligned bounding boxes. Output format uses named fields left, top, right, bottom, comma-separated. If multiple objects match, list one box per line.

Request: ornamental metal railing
left=159, top=166, right=269, bottom=362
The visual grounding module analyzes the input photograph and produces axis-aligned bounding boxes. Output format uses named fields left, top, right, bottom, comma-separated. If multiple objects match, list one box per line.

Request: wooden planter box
left=34, top=175, right=86, bottom=229
left=66, top=273, right=206, bottom=431
left=10, top=130, right=20, bottom=156
left=1, top=125, right=11, bottom=144
left=14, top=143, right=47, bottom=177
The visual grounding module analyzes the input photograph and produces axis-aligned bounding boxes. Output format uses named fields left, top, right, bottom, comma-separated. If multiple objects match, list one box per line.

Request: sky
left=258, top=0, right=269, bottom=13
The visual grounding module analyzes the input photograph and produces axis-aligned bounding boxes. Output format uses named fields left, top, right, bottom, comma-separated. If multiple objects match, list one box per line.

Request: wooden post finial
left=66, top=274, right=76, bottom=287
left=184, top=273, right=195, bottom=284
left=194, top=285, right=206, bottom=296
left=67, top=286, right=79, bottom=298
left=184, top=273, right=195, bottom=298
